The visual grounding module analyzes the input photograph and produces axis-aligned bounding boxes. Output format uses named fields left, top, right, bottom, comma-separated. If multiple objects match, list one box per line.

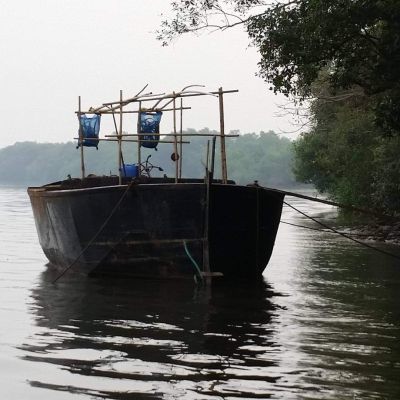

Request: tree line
left=0, top=128, right=301, bottom=188
left=159, top=1, right=400, bottom=214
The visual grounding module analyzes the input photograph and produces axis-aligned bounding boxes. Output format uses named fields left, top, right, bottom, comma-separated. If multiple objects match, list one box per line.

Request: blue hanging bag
left=139, top=111, right=162, bottom=149
left=77, top=114, right=101, bottom=149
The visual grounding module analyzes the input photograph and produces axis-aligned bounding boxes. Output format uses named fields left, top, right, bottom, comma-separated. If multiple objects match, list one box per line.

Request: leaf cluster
left=293, top=79, right=400, bottom=213
left=160, top=0, right=400, bottom=133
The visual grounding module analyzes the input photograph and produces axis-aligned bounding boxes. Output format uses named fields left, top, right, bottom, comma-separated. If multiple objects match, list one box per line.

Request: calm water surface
left=1, top=186, right=400, bottom=399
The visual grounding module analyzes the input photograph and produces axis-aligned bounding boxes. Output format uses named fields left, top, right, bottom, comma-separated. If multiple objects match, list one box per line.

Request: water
left=1, top=186, right=400, bottom=399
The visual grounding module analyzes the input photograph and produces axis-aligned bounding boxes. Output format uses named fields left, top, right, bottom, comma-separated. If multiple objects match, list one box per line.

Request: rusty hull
left=27, top=181, right=284, bottom=279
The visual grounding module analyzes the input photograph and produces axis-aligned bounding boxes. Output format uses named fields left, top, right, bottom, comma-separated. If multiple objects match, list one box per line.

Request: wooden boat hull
left=28, top=183, right=284, bottom=279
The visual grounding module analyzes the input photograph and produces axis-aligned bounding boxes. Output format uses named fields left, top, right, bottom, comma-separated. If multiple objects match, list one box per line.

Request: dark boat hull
left=28, top=182, right=284, bottom=278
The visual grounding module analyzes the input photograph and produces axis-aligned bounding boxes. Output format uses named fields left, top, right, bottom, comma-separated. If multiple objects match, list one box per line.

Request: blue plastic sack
left=139, top=112, right=162, bottom=149
left=77, top=114, right=101, bottom=148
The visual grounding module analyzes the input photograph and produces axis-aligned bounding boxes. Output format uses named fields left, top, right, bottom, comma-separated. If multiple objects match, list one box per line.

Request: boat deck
left=29, top=176, right=236, bottom=191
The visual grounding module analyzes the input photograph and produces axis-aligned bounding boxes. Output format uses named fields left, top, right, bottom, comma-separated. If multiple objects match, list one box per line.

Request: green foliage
left=226, top=130, right=295, bottom=187
left=370, top=136, right=400, bottom=212
left=160, top=0, right=400, bottom=211
left=0, top=129, right=300, bottom=188
left=294, top=83, right=400, bottom=213
left=160, top=0, right=400, bottom=134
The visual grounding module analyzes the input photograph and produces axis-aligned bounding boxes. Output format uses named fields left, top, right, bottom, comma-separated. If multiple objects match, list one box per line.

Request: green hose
left=183, top=241, right=204, bottom=284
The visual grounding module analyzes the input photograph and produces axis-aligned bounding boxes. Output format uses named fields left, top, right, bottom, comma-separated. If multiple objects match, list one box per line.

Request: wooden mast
left=218, top=87, right=228, bottom=184
left=78, top=96, right=85, bottom=180
left=202, top=136, right=216, bottom=277
left=172, top=92, right=178, bottom=183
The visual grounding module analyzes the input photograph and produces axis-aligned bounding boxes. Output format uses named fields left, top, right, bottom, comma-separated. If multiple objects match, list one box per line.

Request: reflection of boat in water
left=22, top=272, right=282, bottom=398
left=27, top=86, right=284, bottom=279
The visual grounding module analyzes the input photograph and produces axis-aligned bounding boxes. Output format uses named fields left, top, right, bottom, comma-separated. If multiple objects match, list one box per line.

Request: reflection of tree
left=290, top=237, right=400, bottom=400
left=22, top=271, right=283, bottom=399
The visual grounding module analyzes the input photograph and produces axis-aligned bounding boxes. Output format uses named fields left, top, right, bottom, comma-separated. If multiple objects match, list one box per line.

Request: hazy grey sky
left=0, top=0, right=295, bottom=149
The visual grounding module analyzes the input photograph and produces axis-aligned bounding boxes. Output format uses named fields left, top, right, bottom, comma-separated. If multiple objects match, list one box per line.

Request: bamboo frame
left=74, top=86, right=238, bottom=185
left=85, top=89, right=238, bottom=112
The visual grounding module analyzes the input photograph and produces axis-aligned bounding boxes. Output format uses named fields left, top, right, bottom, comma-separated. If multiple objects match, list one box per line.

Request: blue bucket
left=120, top=164, right=138, bottom=178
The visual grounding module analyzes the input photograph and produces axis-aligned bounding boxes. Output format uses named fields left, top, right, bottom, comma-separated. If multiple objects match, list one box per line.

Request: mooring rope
left=52, top=181, right=135, bottom=284
left=281, top=220, right=376, bottom=237
left=283, top=201, right=400, bottom=261
left=272, top=187, right=399, bottom=221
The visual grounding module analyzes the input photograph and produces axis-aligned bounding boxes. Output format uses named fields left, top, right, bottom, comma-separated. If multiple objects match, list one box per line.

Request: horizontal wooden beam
left=74, top=137, right=190, bottom=144
left=76, top=106, right=191, bottom=115
left=100, top=89, right=239, bottom=108
left=105, top=133, right=240, bottom=138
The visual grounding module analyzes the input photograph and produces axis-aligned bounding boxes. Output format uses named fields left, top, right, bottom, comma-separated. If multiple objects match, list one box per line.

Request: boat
left=27, top=86, right=284, bottom=280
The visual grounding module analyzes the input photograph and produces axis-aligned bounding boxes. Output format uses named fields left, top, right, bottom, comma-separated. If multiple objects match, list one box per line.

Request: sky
left=0, top=0, right=297, bottom=149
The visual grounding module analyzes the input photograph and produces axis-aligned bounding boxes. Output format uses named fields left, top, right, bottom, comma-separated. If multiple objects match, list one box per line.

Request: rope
left=52, top=182, right=134, bottom=283
left=266, top=187, right=399, bottom=221
left=280, top=220, right=377, bottom=237
left=283, top=201, right=400, bottom=261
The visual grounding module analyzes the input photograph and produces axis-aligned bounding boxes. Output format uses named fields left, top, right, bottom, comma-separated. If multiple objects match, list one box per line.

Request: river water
left=0, top=186, right=399, bottom=399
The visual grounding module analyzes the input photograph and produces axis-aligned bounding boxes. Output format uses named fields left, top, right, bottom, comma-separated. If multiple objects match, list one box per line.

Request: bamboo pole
left=172, top=92, right=178, bottom=183
left=210, top=136, right=216, bottom=179
left=74, top=137, right=190, bottom=144
left=105, top=133, right=239, bottom=138
left=102, top=92, right=164, bottom=109
left=179, top=98, right=183, bottom=179
left=88, top=84, right=151, bottom=113
left=78, top=106, right=191, bottom=115
left=78, top=96, right=85, bottom=180
left=118, top=90, right=123, bottom=185
left=203, top=137, right=216, bottom=278
left=137, top=101, right=142, bottom=176
left=205, top=140, right=210, bottom=177
left=218, top=87, right=228, bottom=184
left=90, top=89, right=239, bottom=109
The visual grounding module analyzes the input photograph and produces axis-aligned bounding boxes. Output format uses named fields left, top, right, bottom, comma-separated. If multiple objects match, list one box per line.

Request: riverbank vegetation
left=160, top=0, right=400, bottom=214
left=0, top=129, right=300, bottom=188
left=293, top=77, right=400, bottom=214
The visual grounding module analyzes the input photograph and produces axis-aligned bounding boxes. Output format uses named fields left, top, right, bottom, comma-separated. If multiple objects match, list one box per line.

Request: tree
left=293, top=77, right=400, bottom=213
left=0, top=130, right=299, bottom=188
left=159, top=0, right=400, bottom=134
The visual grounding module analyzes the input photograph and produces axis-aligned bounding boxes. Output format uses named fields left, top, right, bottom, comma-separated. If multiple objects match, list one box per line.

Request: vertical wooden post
left=210, top=136, right=216, bottom=179
left=203, top=136, right=215, bottom=278
left=179, top=98, right=183, bottom=179
left=172, top=92, right=178, bottom=183
left=205, top=140, right=210, bottom=176
left=218, top=87, right=228, bottom=184
left=78, top=96, right=85, bottom=180
left=118, top=90, right=123, bottom=185
left=137, top=101, right=142, bottom=175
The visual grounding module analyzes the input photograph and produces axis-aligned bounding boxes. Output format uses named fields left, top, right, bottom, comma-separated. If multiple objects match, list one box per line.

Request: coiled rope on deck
left=52, top=181, right=135, bottom=284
